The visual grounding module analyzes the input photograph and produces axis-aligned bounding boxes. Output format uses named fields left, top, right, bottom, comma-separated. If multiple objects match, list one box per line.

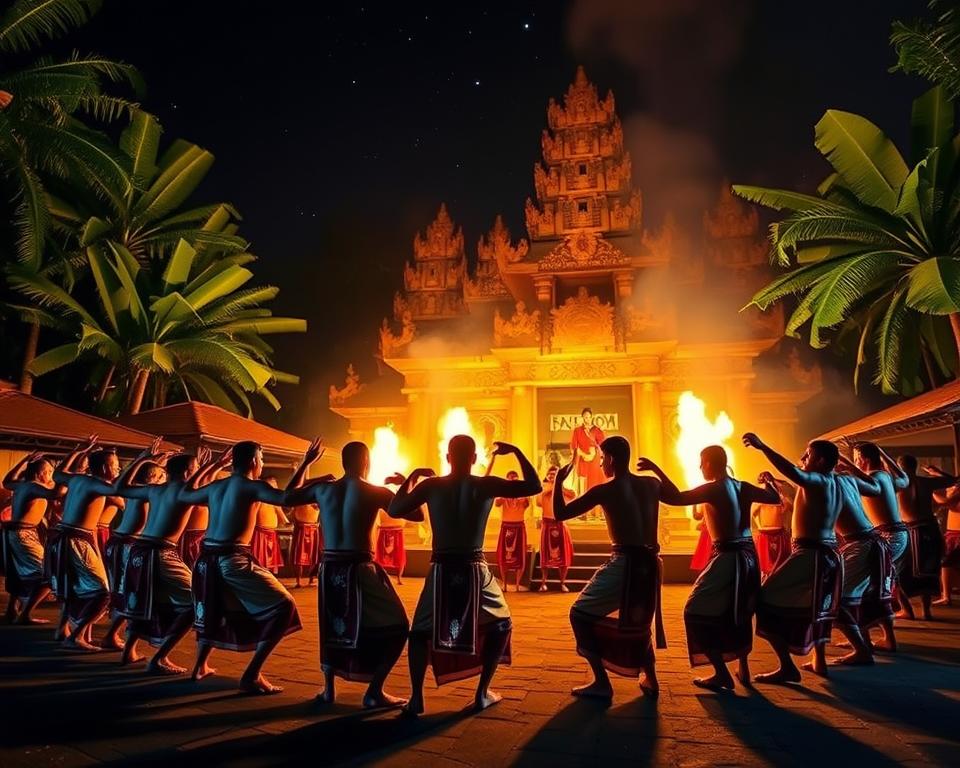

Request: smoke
left=566, top=0, right=754, bottom=225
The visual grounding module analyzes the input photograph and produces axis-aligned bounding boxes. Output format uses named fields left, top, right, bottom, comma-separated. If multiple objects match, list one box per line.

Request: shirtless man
left=2, top=453, right=60, bottom=623
left=251, top=476, right=288, bottom=574
left=932, top=471, right=960, bottom=606
left=638, top=447, right=778, bottom=691
left=181, top=441, right=302, bottom=694
left=290, top=502, right=322, bottom=587
left=117, top=449, right=219, bottom=675
left=495, top=471, right=531, bottom=592
left=178, top=500, right=208, bottom=569
left=286, top=439, right=409, bottom=708
left=850, top=443, right=909, bottom=651
left=538, top=465, right=575, bottom=592
left=752, top=478, right=793, bottom=579
left=555, top=436, right=664, bottom=700
left=389, top=437, right=541, bottom=716
left=895, top=458, right=955, bottom=619
left=48, top=438, right=128, bottom=649
left=743, top=434, right=845, bottom=683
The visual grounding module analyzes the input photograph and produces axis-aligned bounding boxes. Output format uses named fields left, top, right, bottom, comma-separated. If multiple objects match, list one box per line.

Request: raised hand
left=384, top=472, right=406, bottom=486
left=81, top=434, right=99, bottom=453
left=491, top=441, right=517, bottom=457
left=303, top=437, right=325, bottom=464
left=197, top=445, right=212, bottom=466
left=26, top=451, right=44, bottom=463
left=758, top=471, right=776, bottom=486
left=742, top=432, right=764, bottom=450
left=214, top=448, right=232, bottom=468
left=635, top=457, right=659, bottom=473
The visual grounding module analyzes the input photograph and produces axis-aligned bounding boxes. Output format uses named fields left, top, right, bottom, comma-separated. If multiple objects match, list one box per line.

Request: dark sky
left=67, top=0, right=923, bottom=438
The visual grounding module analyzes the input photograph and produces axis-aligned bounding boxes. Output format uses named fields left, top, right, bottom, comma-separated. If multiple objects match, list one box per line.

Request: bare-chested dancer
left=639, top=447, right=777, bottom=691
left=390, top=437, right=541, bottom=716
left=849, top=443, right=909, bottom=651
left=495, top=471, right=531, bottom=592
left=752, top=478, right=793, bottom=578
left=555, top=436, right=665, bottom=701
left=116, top=448, right=220, bottom=675
left=286, top=439, right=410, bottom=708
left=538, top=466, right=575, bottom=592
left=743, top=434, right=845, bottom=683
left=894, top=457, right=955, bottom=620
left=181, top=441, right=302, bottom=694
left=2, top=453, right=60, bottom=623
left=931, top=467, right=960, bottom=606
left=47, top=437, right=131, bottom=650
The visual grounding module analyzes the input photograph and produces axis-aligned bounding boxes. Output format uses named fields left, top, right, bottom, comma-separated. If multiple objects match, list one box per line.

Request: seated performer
left=832, top=473, right=894, bottom=669
left=895, top=459, right=954, bottom=619
left=286, top=440, right=410, bottom=708
left=495, top=470, right=531, bottom=591
left=639, top=449, right=775, bottom=690
left=251, top=476, right=288, bottom=574
left=375, top=507, right=406, bottom=585
left=743, top=433, right=845, bottom=682
left=2, top=453, right=60, bottom=624
left=934, top=477, right=960, bottom=606
left=850, top=443, right=910, bottom=651
left=389, top=438, right=541, bottom=716
left=538, top=465, right=575, bottom=592
left=46, top=437, right=126, bottom=650
left=555, top=437, right=666, bottom=700
left=117, top=450, right=219, bottom=675
left=102, top=457, right=169, bottom=660
left=752, top=476, right=793, bottom=579
left=290, top=502, right=322, bottom=587
left=181, top=441, right=302, bottom=694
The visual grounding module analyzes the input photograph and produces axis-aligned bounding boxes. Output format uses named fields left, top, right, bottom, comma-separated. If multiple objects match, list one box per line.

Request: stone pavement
left=1, top=580, right=959, bottom=767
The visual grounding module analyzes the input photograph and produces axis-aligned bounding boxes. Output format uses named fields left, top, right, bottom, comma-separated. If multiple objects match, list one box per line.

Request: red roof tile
left=0, top=390, right=179, bottom=452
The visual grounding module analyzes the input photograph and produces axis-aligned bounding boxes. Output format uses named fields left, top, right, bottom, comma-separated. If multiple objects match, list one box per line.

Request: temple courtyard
left=1, top=582, right=958, bottom=767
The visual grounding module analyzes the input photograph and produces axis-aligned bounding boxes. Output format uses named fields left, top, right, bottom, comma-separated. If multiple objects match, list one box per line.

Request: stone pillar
left=632, top=380, right=663, bottom=460
left=509, top=385, right=537, bottom=464
left=406, top=392, right=431, bottom=468
left=532, top=274, right=554, bottom=354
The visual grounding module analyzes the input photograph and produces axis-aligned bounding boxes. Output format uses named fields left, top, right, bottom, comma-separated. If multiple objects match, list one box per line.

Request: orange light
left=369, top=424, right=410, bottom=486
left=675, top=391, right=735, bottom=492
left=437, top=406, right=489, bottom=474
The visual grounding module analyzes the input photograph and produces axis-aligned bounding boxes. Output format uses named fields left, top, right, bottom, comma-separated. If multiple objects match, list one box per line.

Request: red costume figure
left=570, top=408, right=605, bottom=496
left=375, top=510, right=407, bottom=584
left=495, top=471, right=530, bottom=591
left=290, top=503, right=322, bottom=587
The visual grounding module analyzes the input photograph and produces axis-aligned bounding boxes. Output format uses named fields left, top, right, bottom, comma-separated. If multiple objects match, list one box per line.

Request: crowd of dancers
left=1, top=429, right=958, bottom=711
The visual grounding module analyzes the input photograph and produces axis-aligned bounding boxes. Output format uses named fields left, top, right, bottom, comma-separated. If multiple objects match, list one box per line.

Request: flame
left=675, top=391, right=735, bottom=489
left=369, top=424, right=410, bottom=486
left=437, top=406, right=489, bottom=474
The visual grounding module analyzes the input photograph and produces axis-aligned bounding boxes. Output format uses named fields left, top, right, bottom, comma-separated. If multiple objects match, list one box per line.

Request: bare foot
left=475, top=689, right=503, bottom=710
left=932, top=597, right=951, bottom=606
left=191, top=663, right=217, bottom=681
left=121, top=646, right=146, bottom=665
left=401, top=697, right=425, bottom=717
left=63, top=636, right=101, bottom=652
left=148, top=657, right=187, bottom=675
left=362, top=690, right=407, bottom=709
left=800, top=661, right=829, bottom=678
left=572, top=681, right=613, bottom=700
left=894, top=609, right=913, bottom=620
left=755, top=668, right=802, bottom=684
left=15, top=616, right=50, bottom=625
left=692, top=673, right=735, bottom=691
left=102, top=635, right=125, bottom=651
left=538, top=583, right=547, bottom=592
left=639, top=673, right=659, bottom=699
left=239, top=674, right=283, bottom=695
left=830, top=652, right=874, bottom=666
left=560, top=584, right=570, bottom=593
left=313, top=687, right=335, bottom=704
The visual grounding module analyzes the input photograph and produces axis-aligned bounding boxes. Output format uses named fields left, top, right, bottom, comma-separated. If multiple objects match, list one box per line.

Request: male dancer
left=850, top=443, right=909, bottom=651
left=287, top=439, right=410, bottom=708
left=555, top=436, right=665, bottom=700
left=389, top=438, right=541, bottom=716
left=182, top=441, right=302, bottom=694
left=752, top=476, right=793, bottom=579
left=895, top=458, right=955, bottom=619
left=117, top=450, right=217, bottom=674
left=2, top=453, right=60, bottom=623
left=251, top=476, right=288, bottom=574
left=933, top=472, right=960, bottom=606
left=495, top=470, right=531, bottom=591
left=538, top=465, right=575, bottom=592
left=640, top=447, right=777, bottom=690
left=290, top=502, right=322, bottom=587
left=178, top=502, right=208, bottom=569
left=743, top=434, right=845, bottom=682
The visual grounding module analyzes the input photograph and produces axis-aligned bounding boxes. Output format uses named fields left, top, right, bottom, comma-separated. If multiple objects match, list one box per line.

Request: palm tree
left=10, top=238, right=306, bottom=415
left=735, top=86, right=960, bottom=395
left=0, top=0, right=140, bottom=393
left=892, top=0, right=960, bottom=101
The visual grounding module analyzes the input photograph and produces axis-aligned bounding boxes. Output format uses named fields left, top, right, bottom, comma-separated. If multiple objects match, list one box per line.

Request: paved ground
left=1, top=580, right=959, bottom=767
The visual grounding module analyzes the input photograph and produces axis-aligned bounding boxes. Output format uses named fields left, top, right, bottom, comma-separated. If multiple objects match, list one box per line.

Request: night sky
left=36, top=0, right=926, bottom=438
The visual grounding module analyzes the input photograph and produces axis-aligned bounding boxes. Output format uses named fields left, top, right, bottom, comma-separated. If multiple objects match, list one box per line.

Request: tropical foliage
left=892, top=0, right=960, bottom=101
left=735, top=86, right=960, bottom=395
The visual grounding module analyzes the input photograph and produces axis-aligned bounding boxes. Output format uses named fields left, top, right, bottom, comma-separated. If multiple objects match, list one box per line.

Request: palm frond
left=0, top=0, right=100, bottom=55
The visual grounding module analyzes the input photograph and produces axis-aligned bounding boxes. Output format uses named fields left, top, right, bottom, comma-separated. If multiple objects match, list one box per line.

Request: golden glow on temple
left=330, top=66, right=821, bottom=552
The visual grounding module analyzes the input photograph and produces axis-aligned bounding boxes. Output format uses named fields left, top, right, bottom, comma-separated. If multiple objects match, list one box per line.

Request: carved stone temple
left=332, top=67, right=819, bottom=552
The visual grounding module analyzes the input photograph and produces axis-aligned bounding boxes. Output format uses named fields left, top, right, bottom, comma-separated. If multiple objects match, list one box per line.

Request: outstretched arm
left=878, top=447, right=909, bottom=490
left=742, top=433, right=812, bottom=487
left=635, top=457, right=714, bottom=506
left=53, top=435, right=98, bottom=484
left=286, top=437, right=324, bottom=491
left=3, top=451, right=41, bottom=490
left=387, top=469, right=435, bottom=520
left=836, top=455, right=882, bottom=496
left=743, top=480, right=781, bottom=505
left=552, top=464, right=603, bottom=521
left=478, top=442, right=542, bottom=499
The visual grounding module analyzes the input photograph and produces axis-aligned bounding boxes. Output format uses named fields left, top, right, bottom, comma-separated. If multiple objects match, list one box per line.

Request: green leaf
left=120, top=109, right=160, bottom=186
left=910, top=86, right=954, bottom=166
left=814, top=110, right=909, bottom=212
left=0, top=0, right=100, bottom=55
left=732, top=185, right=835, bottom=213
left=79, top=215, right=111, bottom=245
left=161, top=238, right=196, bottom=292
left=129, top=342, right=175, bottom=373
left=874, top=287, right=911, bottom=394
left=904, top=256, right=960, bottom=313
left=183, top=266, right=253, bottom=311
left=220, top=317, right=307, bottom=335
left=26, top=341, right=80, bottom=377
left=132, top=144, right=214, bottom=227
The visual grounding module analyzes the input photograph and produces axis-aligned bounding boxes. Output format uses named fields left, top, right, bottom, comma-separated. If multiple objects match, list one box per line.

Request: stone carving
left=541, top=129, right=561, bottom=163
left=413, top=203, right=464, bottom=260
left=329, top=364, right=364, bottom=405
left=494, top=301, right=541, bottom=346
left=538, top=231, right=630, bottom=272
left=379, top=311, right=416, bottom=358
left=550, top=287, right=615, bottom=348
left=546, top=360, right=618, bottom=380
left=477, top=215, right=528, bottom=265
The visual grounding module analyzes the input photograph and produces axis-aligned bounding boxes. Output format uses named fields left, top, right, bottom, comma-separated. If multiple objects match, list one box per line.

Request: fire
left=368, top=424, right=410, bottom=486
left=437, top=406, right=489, bottom=474
left=675, top=391, right=736, bottom=489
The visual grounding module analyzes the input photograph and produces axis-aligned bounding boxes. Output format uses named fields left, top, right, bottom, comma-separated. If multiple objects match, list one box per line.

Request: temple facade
left=332, top=67, right=819, bottom=551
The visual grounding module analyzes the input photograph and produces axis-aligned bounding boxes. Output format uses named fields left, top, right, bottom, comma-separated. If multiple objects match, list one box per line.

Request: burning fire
left=437, top=406, right=490, bottom=474
left=675, top=391, right=736, bottom=489
left=369, top=424, right=410, bottom=486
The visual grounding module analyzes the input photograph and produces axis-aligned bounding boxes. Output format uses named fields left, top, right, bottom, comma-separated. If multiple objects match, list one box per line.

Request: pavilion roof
left=817, top=381, right=960, bottom=442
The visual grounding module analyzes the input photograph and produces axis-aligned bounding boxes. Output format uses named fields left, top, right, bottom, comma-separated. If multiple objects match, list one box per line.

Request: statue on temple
left=493, top=301, right=541, bottom=346
left=329, top=363, right=364, bottom=405
left=546, top=167, right=560, bottom=197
